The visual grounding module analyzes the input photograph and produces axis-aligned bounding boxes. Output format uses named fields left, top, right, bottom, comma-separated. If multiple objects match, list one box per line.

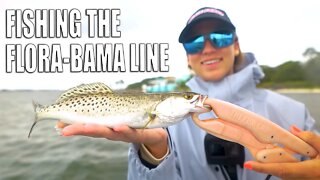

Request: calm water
left=0, top=91, right=129, bottom=180
left=0, top=91, right=319, bottom=180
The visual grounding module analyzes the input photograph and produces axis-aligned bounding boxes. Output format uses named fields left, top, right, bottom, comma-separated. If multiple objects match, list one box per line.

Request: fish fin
left=142, top=101, right=161, bottom=129
left=28, top=121, right=37, bottom=138
left=32, top=100, right=44, bottom=111
left=29, top=100, right=42, bottom=138
left=56, top=82, right=113, bottom=103
left=143, top=112, right=156, bottom=129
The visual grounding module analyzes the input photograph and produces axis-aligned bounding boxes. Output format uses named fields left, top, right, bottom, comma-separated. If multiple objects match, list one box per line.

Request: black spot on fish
left=271, top=135, right=274, bottom=139
left=263, top=156, right=266, bottom=159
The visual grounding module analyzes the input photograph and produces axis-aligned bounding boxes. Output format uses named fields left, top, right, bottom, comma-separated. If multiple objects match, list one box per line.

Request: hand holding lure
left=192, top=98, right=318, bottom=163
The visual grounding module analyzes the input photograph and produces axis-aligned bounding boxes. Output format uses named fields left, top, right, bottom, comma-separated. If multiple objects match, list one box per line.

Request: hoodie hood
left=186, top=53, right=264, bottom=107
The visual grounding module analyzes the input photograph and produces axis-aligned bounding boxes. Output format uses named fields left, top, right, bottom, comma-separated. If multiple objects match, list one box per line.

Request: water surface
left=0, top=91, right=319, bottom=180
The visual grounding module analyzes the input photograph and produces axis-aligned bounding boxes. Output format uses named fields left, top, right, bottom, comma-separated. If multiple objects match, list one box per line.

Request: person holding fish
left=55, top=7, right=319, bottom=180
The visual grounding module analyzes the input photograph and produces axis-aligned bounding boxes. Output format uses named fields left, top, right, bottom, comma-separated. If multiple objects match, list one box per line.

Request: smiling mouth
left=201, top=58, right=222, bottom=65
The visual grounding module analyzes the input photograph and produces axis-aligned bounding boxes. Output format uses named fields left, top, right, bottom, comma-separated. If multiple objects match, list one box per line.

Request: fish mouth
left=190, top=95, right=212, bottom=113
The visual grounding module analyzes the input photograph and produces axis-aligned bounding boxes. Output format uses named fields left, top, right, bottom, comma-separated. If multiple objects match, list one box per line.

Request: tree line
left=127, top=48, right=320, bottom=91
left=260, top=47, right=320, bottom=89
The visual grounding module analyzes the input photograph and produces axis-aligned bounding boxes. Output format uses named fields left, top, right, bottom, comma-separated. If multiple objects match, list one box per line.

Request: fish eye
left=183, top=94, right=194, bottom=100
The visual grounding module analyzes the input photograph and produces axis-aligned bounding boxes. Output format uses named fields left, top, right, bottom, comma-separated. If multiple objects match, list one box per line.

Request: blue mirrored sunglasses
left=183, top=32, right=235, bottom=54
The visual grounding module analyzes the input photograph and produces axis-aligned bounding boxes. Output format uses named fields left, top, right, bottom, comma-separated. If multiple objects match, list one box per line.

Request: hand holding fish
left=29, top=82, right=211, bottom=158
left=245, top=128, right=320, bottom=180
left=29, top=82, right=210, bottom=135
left=192, top=98, right=319, bottom=163
left=57, top=122, right=169, bottom=159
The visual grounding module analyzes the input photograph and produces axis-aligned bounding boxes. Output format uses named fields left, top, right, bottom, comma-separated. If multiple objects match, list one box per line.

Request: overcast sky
left=1, top=0, right=319, bottom=90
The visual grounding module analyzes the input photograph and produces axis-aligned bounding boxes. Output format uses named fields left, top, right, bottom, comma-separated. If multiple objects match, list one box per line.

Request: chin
left=200, top=69, right=232, bottom=82
left=201, top=74, right=224, bottom=82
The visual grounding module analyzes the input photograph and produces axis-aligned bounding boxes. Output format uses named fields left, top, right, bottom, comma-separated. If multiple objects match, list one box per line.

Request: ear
left=234, top=41, right=240, bottom=56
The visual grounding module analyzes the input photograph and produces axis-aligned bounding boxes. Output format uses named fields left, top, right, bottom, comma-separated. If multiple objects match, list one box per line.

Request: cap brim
left=179, top=17, right=235, bottom=43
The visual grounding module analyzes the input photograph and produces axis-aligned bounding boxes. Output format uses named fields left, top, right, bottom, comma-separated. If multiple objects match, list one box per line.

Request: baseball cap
left=179, top=7, right=236, bottom=43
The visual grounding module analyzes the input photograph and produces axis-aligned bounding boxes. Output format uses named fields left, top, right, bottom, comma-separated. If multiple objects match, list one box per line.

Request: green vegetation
left=259, top=47, right=320, bottom=89
left=126, top=48, right=320, bottom=91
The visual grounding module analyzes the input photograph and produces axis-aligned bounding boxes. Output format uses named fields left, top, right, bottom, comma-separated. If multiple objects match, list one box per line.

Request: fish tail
left=28, top=101, right=42, bottom=138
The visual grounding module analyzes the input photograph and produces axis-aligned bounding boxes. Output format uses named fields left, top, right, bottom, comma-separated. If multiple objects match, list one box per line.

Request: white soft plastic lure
left=28, top=83, right=211, bottom=138
left=192, top=98, right=318, bottom=163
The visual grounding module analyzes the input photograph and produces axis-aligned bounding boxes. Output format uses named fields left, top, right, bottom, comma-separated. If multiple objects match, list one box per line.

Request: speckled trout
left=28, top=82, right=211, bottom=138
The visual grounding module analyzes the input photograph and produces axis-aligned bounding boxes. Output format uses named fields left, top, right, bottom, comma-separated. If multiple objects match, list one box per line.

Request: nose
left=202, top=39, right=217, bottom=54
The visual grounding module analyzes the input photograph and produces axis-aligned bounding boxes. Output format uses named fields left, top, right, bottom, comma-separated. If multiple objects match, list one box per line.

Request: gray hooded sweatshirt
left=127, top=53, right=317, bottom=180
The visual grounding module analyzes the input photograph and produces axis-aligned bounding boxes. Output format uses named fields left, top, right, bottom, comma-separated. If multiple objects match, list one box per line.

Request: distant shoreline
left=1, top=88, right=320, bottom=93
left=274, top=88, right=320, bottom=93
